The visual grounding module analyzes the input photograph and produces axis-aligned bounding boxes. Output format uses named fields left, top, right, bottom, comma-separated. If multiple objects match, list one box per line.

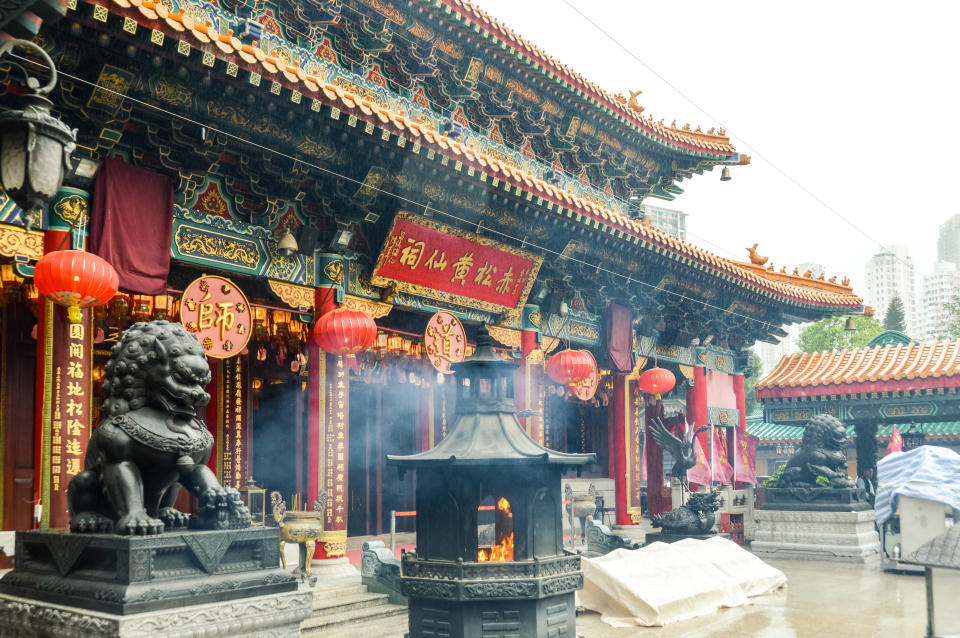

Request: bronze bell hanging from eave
left=720, top=166, right=732, bottom=181
left=844, top=316, right=857, bottom=331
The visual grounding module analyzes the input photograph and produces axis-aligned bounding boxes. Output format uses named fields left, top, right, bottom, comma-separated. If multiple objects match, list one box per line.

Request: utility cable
left=559, top=0, right=908, bottom=270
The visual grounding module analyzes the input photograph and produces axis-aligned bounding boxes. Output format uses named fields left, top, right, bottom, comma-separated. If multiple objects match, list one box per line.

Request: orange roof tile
left=757, top=342, right=960, bottom=391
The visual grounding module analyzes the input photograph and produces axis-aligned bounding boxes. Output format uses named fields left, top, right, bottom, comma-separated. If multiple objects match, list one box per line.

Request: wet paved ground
left=577, top=558, right=937, bottom=638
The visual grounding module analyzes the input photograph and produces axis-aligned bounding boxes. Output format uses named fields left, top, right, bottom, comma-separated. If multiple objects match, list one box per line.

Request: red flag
left=713, top=429, right=733, bottom=484
left=887, top=425, right=904, bottom=455
left=735, top=433, right=760, bottom=484
left=687, top=433, right=712, bottom=486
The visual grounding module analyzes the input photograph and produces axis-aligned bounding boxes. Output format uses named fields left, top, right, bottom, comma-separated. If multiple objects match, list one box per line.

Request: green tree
left=944, top=294, right=960, bottom=340
left=797, top=316, right=885, bottom=353
left=884, top=296, right=907, bottom=333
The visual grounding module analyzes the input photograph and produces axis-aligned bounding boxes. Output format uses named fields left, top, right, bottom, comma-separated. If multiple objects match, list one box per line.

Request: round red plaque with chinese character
left=180, top=275, right=252, bottom=358
left=424, top=311, right=466, bottom=374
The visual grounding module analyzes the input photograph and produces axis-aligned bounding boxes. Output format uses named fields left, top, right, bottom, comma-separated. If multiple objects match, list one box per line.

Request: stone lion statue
left=68, top=320, right=250, bottom=534
left=774, top=414, right=855, bottom=488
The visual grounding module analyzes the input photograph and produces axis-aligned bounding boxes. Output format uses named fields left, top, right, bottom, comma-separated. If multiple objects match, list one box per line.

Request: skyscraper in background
left=937, top=214, right=960, bottom=266
left=864, top=245, right=916, bottom=337
left=920, top=261, right=959, bottom=341
left=639, top=204, right=687, bottom=240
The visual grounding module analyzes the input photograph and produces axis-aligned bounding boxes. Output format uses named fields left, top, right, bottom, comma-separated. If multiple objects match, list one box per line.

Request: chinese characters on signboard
left=324, top=354, right=349, bottom=531
left=372, top=213, right=542, bottom=313
left=424, top=311, right=466, bottom=374
left=180, top=275, right=252, bottom=358
left=48, top=305, right=91, bottom=526
left=221, top=356, right=247, bottom=489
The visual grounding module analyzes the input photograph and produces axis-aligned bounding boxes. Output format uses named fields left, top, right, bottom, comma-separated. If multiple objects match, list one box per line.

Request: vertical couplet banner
left=220, top=354, right=248, bottom=489
left=44, top=304, right=92, bottom=528
left=321, top=353, right=348, bottom=558
left=626, top=381, right=644, bottom=517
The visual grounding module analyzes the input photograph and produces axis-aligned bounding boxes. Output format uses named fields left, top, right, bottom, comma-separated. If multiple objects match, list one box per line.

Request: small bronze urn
left=388, top=326, right=594, bottom=637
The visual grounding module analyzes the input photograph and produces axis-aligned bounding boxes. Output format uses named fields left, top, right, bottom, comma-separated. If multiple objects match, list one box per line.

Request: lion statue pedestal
left=751, top=414, right=880, bottom=563
left=0, top=321, right=311, bottom=636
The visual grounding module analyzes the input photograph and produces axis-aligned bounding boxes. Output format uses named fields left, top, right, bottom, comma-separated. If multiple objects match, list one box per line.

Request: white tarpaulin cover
left=577, top=537, right=787, bottom=627
left=875, top=445, right=960, bottom=526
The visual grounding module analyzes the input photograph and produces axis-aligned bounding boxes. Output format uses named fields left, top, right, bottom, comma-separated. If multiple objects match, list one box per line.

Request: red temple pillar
left=517, top=304, right=544, bottom=444
left=612, top=374, right=632, bottom=525
left=686, top=366, right=709, bottom=489
left=309, top=254, right=347, bottom=559
left=34, top=188, right=94, bottom=528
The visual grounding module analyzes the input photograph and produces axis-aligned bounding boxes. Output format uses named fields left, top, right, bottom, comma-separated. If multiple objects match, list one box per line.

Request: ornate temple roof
left=756, top=341, right=960, bottom=398
left=436, top=0, right=741, bottom=158
left=83, top=0, right=864, bottom=317
left=94, top=0, right=863, bottom=312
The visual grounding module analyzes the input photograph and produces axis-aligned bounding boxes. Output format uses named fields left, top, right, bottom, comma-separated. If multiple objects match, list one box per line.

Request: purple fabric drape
left=605, top=303, right=633, bottom=373
left=90, top=158, right=173, bottom=294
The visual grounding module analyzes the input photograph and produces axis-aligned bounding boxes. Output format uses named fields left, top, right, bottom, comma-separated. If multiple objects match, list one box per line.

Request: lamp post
left=0, top=39, right=76, bottom=227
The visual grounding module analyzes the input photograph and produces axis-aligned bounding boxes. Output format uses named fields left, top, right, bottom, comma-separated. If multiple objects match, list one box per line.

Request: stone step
left=301, top=600, right=407, bottom=632
left=311, top=590, right=393, bottom=613
left=311, top=582, right=367, bottom=600
left=302, top=612, right=409, bottom=638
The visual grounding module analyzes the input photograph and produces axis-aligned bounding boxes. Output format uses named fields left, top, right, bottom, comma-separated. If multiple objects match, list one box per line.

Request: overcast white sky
left=476, top=0, right=960, bottom=296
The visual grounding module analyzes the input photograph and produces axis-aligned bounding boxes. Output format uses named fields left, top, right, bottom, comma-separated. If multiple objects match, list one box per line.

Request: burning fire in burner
left=478, top=497, right=514, bottom=562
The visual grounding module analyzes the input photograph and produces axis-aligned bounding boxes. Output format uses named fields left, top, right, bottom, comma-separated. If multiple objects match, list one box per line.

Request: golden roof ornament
left=746, top=243, right=768, bottom=266
left=627, top=89, right=644, bottom=113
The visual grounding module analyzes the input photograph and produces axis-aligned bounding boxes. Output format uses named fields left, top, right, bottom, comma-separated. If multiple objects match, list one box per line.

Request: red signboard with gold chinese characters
left=372, top=212, right=542, bottom=313
left=45, top=304, right=93, bottom=527
left=180, top=275, right=252, bottom=358
left=424, top=311, right=467, bottom=374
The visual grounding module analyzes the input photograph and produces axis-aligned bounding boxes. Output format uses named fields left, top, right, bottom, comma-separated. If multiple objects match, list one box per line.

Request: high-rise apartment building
left=864, top=245, right=916, bottom=337
left=938, top=214, right=960, bottom=266
left=920, top=261, right=959, bottom=341
left=639, top=204, right=687, bottom=240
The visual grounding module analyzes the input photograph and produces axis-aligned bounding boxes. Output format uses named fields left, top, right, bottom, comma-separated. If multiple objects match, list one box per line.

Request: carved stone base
left=752, top=509, right=881, bottom=563
left=0, top=588, right=313, bottom=638
left=407, top=593, right=576, bottom=638
left=585, top=520, right=642, bottom=557
left=0, top=527, right=296, bottom=615
left=761, top=487, right=871, bottom=512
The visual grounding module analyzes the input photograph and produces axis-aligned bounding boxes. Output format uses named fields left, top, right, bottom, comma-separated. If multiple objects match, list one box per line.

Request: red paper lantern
left=33, top=249, right=119, bottom=322
left=312, top=307, right=377, bottom=355
left=546, top=349, right=594, bottom=386
left=638, top=366, right=676, bottom=399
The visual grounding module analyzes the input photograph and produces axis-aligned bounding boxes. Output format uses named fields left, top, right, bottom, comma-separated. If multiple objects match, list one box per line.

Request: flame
left=478, top=498, right=514, bottom=562
left=478, top=533, right=514, bottom=562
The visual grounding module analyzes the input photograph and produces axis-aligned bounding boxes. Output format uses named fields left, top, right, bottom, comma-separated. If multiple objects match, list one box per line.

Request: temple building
left=0, top=0, right=868, bottom=560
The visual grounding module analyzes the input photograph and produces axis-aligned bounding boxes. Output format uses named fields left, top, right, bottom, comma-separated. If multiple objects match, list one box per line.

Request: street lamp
left=0, top=39, right=76, bottom=227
